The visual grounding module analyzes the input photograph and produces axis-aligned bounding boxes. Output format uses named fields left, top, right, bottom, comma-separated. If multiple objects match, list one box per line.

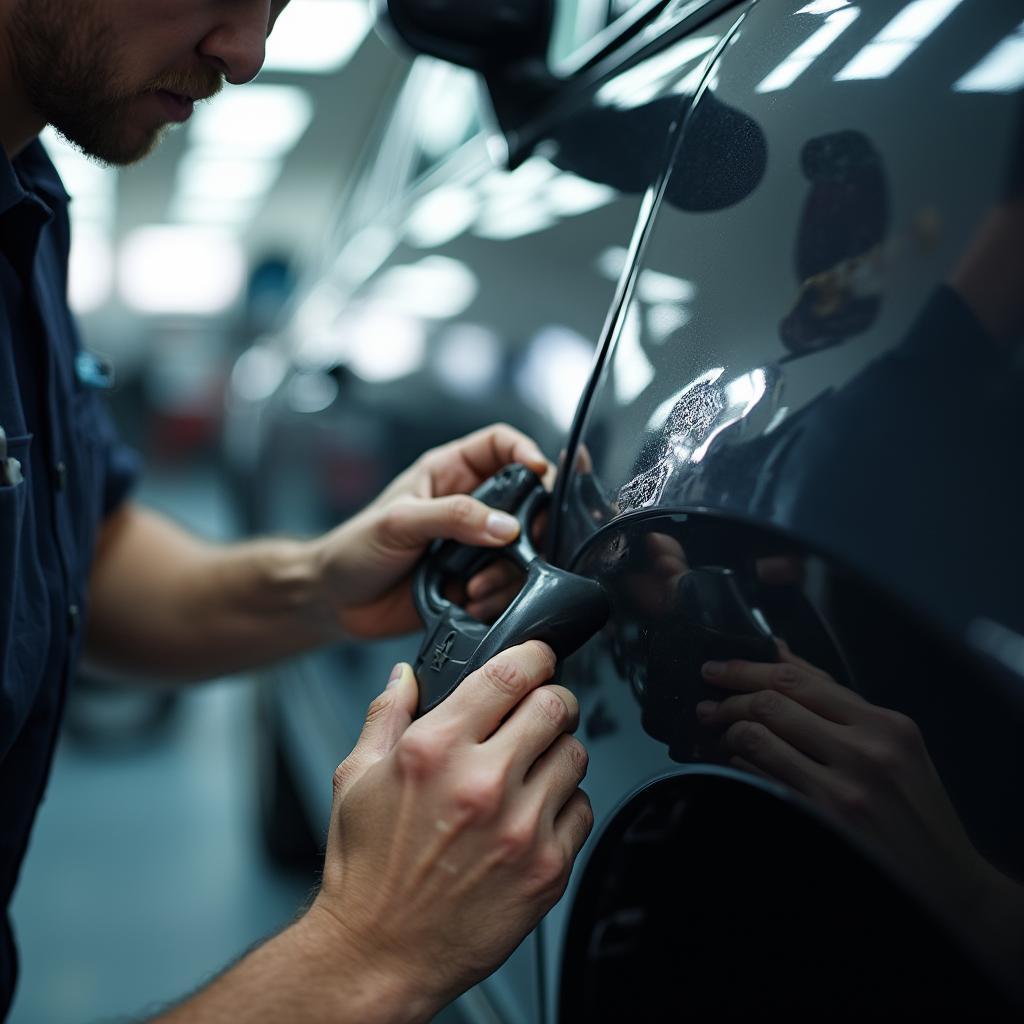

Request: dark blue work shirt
left=0, top=141, right=139, bottom=1017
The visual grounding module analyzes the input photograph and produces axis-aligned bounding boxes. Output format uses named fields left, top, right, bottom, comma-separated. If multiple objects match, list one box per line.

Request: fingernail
left=486, top=511, right=519, bottom=541
left=387, top=663, right=404, bottom=689
left=696, top=700, right=718, bottom=719
left=702, top=661, right=725, bottom=679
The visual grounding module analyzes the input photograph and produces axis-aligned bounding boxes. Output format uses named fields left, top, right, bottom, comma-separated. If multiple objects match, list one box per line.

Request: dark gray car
left=227, top=1, right=1024, bottom=1017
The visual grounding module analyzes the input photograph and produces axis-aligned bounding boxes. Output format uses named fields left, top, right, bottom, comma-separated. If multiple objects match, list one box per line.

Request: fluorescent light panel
left=263, top=0, right=371, bottom=73
left=119, top=226, right=245, bottom=315
left=189, top=85, right=314, bottom=157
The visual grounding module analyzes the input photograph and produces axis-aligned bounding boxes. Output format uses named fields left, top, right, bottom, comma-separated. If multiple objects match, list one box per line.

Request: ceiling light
left=169, top=195, right=261, bottom=226
left=545, top=174, right=617, bottom=218
left=119, top=226, right=246, bottom=315
left=405, top=185, right=480, bottom=248
left=189, top=85, right=314, bottom=157
left=177, top=152, right=283, bottom=201
left=263, top=0, right=371, bottom=73
left=68, top=226, right=114, bottom=315
left=372, top=256, right=478, bottom=319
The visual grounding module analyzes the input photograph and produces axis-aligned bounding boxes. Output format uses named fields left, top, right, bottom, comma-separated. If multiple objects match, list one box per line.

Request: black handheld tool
left=412, top=464, right=610, bottom=717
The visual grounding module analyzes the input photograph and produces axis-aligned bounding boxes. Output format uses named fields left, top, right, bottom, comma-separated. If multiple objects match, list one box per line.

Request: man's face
left=9, top=0, right=288, bottom=165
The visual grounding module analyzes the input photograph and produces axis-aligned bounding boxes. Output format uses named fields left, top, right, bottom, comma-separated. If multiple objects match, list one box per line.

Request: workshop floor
left=8, top=466, right=314, bottom=1023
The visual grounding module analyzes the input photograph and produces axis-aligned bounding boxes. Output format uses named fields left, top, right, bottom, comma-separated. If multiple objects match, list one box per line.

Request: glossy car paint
left=235, top=0, right=1024, bottom=1018
left=548, top=0, right=1024, bottom=1016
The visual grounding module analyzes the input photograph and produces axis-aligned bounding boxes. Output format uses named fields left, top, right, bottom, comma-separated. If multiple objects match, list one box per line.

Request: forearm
left=154, top=907, right=431, bottom=1024
left=85, top=504, right=340, bottom=681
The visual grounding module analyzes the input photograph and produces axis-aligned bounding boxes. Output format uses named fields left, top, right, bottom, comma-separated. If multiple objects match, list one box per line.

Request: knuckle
left=726, top=719, right=771, bottom=756
left=447, top=495, right=478, bottom=528
left=497, top=819, right=536, bottom=862
left=564, top=737, right=589, bottom=779
left=529, top=846, right=567, bottom=894
left=331, top=758, right=357, bottom=799
left=481, top=653, right=530, bottom=699
left=533, top=687, right=571, bottom=729
left=453, top=771, right=504, bottom=822
left=830, top=781, right=870, bottom=821
left=395, top=728, right=443, bottom=780
left=364, top=691, right=392, bottom=725
left=750, top=689, right=786, bottom=722
left=879, top=708, right=923, bottom=748
left=773, top=663, right=801, bottom=691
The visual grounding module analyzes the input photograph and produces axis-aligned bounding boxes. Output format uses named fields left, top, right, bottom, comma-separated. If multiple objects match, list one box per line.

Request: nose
left=197, top=1, right=273, bottom=85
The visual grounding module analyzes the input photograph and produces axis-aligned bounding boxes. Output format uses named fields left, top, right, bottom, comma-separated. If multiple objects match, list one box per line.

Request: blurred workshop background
left=9, top=2, right=434, bottom=1019
left=9, top=0, right=620, bottom=1013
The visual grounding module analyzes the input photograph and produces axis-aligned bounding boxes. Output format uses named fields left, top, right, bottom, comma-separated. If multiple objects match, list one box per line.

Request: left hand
left=312, top=424, right=551, bottom=639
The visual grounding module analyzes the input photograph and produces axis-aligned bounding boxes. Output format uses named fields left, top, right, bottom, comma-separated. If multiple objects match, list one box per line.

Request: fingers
left=696, top=689, right=842, bottom=766
left=425, top=424, right=551, bottom=496
left=716, top=717, right=829, bottom=795
left=333, top=663, right=418, bottom=799
left=701, top=657, right=867, bottom=725
left=553, top=789, right=595, bottom=861
left=489, top=684, right=580, bottom=779
left=430, top=641, right=558, bottom=742
left=523, top=732, right=589, bottom=820
left=379, top=493, right=522, bottom=552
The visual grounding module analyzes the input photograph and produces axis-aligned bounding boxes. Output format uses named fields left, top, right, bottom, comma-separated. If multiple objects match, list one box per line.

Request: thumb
left=334, top=664, right=418, bottom=799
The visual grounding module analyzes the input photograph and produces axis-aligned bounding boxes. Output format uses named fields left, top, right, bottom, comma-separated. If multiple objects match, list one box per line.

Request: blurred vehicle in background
left=227, top=0, right=1024, bottom=1019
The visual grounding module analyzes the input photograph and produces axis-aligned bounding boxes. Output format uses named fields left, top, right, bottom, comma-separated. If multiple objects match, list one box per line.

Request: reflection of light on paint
left=597, top=36, right=718, bottom=109
left=764, top=405, right=791, bottom=435
left=646, top=368, right=725, bottom=431
left=636, top=269, right=696, bottom=304
left=613, top=305, right=654, bottom=405
left=405, top=185, right=480, bottom=248
left=646, top=303, right=692, bottom=344
left=955, top=21, right=1024, bottom=93
left=546, top=174, right=616, bottom=217
left=835, top=0, right=964, bottom=81
left=797, top=0, right=850, bottom=14
left=967, top=618, right=1024, bottom=677
left=476, top=201, right=556, bottom=240
left=691, top=369, right=768, bottom=462
left=516, top=326, right=594, bottom=431
left=373, top=256, right=478, bottom=319
left=596, top=246, right=630, bottom=281
left=756, top=8, right=861, bottom=93
left=434, top=324, right=503, bottom=399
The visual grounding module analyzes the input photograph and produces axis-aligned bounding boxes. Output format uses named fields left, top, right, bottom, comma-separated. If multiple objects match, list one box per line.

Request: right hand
left=310, top=642, right=593, bottom=1022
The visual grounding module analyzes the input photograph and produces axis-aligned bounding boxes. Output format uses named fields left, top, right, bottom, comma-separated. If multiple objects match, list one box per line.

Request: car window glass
left=550, top=0, right=652, bottom=66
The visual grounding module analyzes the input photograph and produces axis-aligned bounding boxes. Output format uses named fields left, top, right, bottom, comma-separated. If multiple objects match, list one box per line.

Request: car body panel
left=547, top=0, right=1024, bottom=1014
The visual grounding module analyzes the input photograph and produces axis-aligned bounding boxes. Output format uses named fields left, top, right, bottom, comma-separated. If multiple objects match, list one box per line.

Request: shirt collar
left=0, top=137, right=70, bottom=219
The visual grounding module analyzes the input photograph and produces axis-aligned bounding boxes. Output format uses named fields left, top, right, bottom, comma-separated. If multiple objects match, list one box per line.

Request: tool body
left=412, top=464, right=610, bottom=716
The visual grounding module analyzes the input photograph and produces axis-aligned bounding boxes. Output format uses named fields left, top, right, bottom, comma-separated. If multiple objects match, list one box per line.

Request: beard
left=9, top=0, right=221, bottom=166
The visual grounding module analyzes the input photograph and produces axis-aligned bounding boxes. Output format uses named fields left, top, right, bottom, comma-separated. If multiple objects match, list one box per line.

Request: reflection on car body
left=229, top=0, right=1024, bottom=1018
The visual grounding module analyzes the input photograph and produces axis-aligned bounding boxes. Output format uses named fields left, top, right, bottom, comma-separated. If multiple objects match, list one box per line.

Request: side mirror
left=374, top=0, right=557, bottom=163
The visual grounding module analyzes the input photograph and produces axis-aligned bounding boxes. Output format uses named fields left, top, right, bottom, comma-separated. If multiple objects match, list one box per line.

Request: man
left=0, top=1, right=593, bottom=1020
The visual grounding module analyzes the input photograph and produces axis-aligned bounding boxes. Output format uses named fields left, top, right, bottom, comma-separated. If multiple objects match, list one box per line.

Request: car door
left=543, top=1, right=1024, bottom=1017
